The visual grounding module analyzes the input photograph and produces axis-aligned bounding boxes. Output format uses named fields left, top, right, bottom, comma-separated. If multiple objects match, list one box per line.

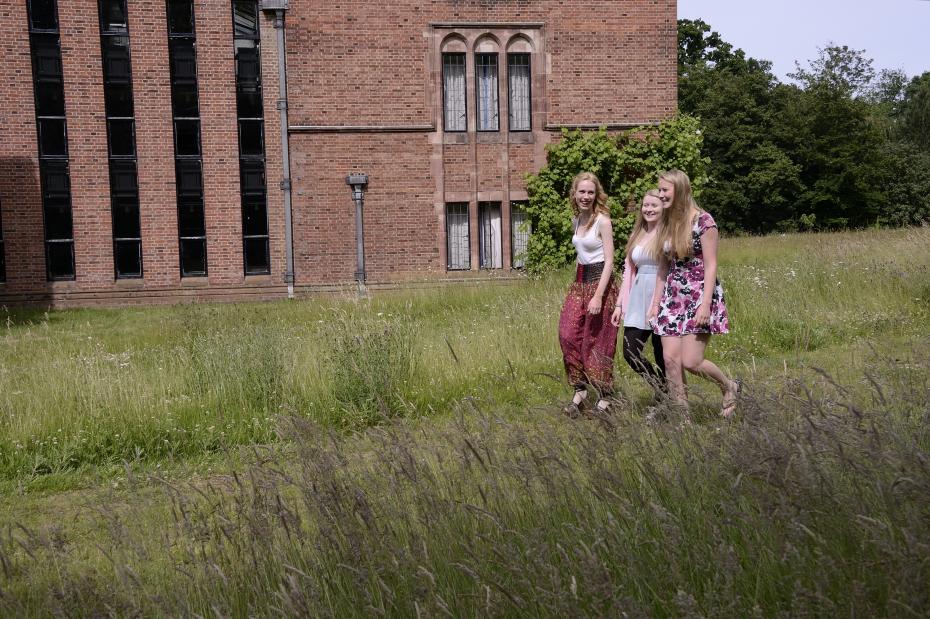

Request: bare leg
left=680, top=334, right=739, bottom=413
left=661, top=336, right=688, bottom=407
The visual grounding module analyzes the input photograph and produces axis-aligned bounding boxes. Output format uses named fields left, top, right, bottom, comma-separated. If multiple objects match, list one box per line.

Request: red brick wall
left=290, top=132, right=440, bottom=284
left=0, top=0, right=676, bottom=305
left=0, top=1, right=47, bottom=294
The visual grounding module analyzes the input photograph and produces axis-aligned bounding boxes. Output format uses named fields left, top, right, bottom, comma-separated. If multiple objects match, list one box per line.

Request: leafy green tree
left=788, top=44, right=876, bottom=98
left=898, top=72, right=930, bottom=149
left=523, top=115, right=708, bottom=273
left=678, top=19, right=802, bottom=233
left=781, top=46, right=890, bottom=228
left=877, top=141, right=930, bottom=226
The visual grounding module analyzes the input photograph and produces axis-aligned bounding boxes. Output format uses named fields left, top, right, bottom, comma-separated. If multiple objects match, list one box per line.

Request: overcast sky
left=677, top=0, right=930, bottom=81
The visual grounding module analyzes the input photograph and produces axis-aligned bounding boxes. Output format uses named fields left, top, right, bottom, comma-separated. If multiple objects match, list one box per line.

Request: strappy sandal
left=720, top=378, right=742, bottom=418
left=563, top=389, right=588, bottom=419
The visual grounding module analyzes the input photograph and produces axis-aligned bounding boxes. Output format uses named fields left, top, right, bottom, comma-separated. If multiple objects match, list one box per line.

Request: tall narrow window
left=478, top=202, right=502, bottom=269
left=232, top=0, right=270, bottom=274
left=445, top=202, right=470, bottom=271
left=475, top=53, right=499, bottom=132
left=99, top=0, right=142, bottom=278
left=0, top=201, right=6, bottom=282
left=167, top=0, right=206, bottom=277
left=508, top=53, right=531, bottom=131
left=27, top=0, right=75, bottom=280
left=442, top=53, right=466, bottom=132
left=510, top=201, right=530, bottom=268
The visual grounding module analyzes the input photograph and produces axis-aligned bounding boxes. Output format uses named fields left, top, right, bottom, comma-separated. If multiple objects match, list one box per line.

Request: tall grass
left=0, top=227, right=928, bottom=481
left=1, top=343, right=928, bottom=616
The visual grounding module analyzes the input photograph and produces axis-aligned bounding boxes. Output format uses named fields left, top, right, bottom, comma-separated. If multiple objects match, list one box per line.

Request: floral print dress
left=654, top=211, right=730, bottom=336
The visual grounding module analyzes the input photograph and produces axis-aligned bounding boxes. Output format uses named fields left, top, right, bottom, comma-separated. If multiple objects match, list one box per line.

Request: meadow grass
left=0, top=227, right=928, bottom=615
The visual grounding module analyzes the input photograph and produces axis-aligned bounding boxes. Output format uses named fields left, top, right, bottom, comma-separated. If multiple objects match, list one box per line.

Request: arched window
left=507, top=36, right=534, bottom=131
left=441, top=36, right=467, bottom=132
left=474, top=36, right=500, bottom=132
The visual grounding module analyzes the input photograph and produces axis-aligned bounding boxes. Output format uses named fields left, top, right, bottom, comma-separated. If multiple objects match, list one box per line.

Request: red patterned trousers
left=558, top=264, right=620, bottom=394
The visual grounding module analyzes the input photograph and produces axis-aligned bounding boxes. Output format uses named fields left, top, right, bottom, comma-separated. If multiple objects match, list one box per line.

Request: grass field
left=0, top=227, right=928, bottom=616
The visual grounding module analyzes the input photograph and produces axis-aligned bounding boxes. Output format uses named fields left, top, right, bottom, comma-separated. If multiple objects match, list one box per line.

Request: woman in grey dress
left=612, top=189, right=666, bottom=393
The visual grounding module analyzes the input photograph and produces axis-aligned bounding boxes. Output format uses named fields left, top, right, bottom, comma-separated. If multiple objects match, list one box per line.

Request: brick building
left=0, top=0, right=676, bottom=306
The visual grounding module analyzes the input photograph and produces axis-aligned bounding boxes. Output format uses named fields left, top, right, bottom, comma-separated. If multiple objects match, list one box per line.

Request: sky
left=677, top=0, right=930, bottom=82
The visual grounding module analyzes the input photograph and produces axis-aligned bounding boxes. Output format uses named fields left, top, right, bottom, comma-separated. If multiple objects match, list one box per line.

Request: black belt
left=577, top=261, right=605, bottom=283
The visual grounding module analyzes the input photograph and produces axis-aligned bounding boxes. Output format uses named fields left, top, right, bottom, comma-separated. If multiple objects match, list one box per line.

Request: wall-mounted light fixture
left=346, top=173, right=369, bottom=293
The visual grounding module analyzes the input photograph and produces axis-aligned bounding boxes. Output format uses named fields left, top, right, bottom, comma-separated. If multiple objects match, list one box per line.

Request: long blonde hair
left=569, top=171, right=610, bottom=231
left=625, top=188, right=661, bottom=258
left=657, top=169, right=703, bottom=259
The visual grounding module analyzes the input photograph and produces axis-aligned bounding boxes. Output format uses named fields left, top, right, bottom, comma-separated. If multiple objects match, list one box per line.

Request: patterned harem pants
left=558, top=263, right=619, bottom=395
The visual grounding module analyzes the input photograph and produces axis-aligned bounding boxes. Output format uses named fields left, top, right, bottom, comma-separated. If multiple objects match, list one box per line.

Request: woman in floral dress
left=647, top=169, right=740, bottom=417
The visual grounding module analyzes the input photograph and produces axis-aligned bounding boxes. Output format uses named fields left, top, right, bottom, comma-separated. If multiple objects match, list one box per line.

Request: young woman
left=647, top=169, right=740, bottom=417
left=558, top=172, right=620, bottom=417
left=611, top=189, right=666, bottom=394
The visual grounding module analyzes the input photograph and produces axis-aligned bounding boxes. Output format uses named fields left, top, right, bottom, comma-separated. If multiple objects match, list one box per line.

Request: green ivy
left=523, top=114, right=709, bottom=273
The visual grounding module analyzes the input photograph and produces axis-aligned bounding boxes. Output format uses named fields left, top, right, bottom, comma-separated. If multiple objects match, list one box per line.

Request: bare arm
left=694, top=226, right=719, bottom=326
left=612, top=252, right=634, bottom=326
left=646, top=255, right=669, bottom=323
left=587, top=217, right=615, bottom=315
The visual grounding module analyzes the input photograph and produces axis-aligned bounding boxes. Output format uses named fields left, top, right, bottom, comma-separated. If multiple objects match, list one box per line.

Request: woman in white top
left=558, top=172, right=620, bottom=417
left=612, top=189, right=666, bottom=394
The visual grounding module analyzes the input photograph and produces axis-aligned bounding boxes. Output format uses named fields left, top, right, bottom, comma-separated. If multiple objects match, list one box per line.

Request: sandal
left=563, top=389, right=588, bottom=419
left=720, top=378, right=742, bottom=418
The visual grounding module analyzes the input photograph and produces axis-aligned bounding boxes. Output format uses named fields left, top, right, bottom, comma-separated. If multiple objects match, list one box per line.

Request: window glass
left=442, top=53, right=466, bottom=132
left=114, top=240, right=142, bottom=277
left=38, top=118, right=68, bottom=157
left=446, top=203, right=470, bottom=270
left=174, top=119, right=201, bottom=156
left=100, top=0, right=129, bottom=34
left=243, top=237, right=270, bottom=274
left=35, top=80, right=65, bottom=117
left=167, top=0, right=194, bottom=35
left=508, top=53, right=531, bottom=131
left=476, top=53, right=499, bottom=131
left=46, top=241, right=75, bottom=279
left=180, top=238, right=207, bottom=276
left=242, top=196, right=268, bottom=236
left=107, top=119, right=135, bottom=157
left=28, top=0, right=58, bottom=30
left=31, top=35, right=63, bottom=79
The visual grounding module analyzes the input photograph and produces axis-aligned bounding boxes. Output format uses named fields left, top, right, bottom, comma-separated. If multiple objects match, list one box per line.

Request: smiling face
left=657, top=178, right=675, bottom=207
left=574, top=180, right=597, bottom=212
left=641, top=195, right=663, bottom=224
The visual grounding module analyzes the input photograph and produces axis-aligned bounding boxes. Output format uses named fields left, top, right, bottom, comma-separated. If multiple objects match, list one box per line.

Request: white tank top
left=572, top=215, right=605, bottom=265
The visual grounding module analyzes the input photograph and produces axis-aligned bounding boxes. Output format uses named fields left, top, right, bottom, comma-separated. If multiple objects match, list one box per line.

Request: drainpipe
left=261, top=1, right=295, bottom=298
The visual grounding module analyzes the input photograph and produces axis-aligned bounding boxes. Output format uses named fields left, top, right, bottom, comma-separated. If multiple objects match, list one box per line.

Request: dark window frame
left=441, top=52, right=467, bottom=133
left=475, top=52, right=500, bottom=132
left=167, top=0, right=207, bottom=277
left=27, top=0, right=75, bottom=281
left=477, top=201, right=502, bottom=269
left=232, top=0, right=270, bottom=276
left=509, top=200, right=530, bottom=269
left=99, top=0, right=142, bottom=279
left=507, top=52, right=532, bottom=132
left=445, top=202, right=471, bottom=271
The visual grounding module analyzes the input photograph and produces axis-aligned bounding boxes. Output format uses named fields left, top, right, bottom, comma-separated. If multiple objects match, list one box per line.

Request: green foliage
left=523, top=115, right=708, bottom=273
left=898, top=71, right=930, bottom=149
left=678, top=21, right=930, bottom=233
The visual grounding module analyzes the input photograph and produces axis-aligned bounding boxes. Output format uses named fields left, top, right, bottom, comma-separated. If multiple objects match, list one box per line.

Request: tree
left=788, top=44, right=876, bottom=99
left=677, top=19, right=802, bottom=232
left=898, top=72, right=930, bottom=149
